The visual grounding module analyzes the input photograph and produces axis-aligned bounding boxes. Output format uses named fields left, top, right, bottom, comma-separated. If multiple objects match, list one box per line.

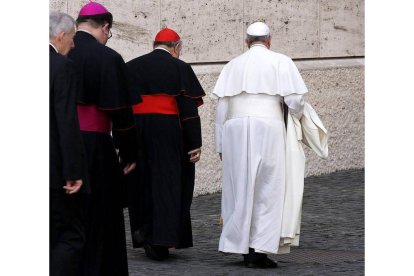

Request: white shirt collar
left=154, top=46, right=171, bottom=55
left=49, top=43, right=58, bottom=53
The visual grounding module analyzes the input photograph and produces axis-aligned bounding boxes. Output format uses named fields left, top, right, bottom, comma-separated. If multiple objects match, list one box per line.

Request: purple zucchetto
left=79, top=1, right=109, bottom=16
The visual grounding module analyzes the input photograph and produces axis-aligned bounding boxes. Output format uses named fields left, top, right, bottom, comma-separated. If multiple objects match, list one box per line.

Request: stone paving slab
left=125, top=169, right=364, bottom=275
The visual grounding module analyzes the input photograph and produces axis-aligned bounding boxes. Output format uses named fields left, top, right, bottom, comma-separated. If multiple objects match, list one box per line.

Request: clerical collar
left=251, top=43, right=267, bottom=49
left=154, top=46, right=171, bottom=55
left=77, top=29, right=93, bottom=35
left=49, top=43, right=58, bottom=53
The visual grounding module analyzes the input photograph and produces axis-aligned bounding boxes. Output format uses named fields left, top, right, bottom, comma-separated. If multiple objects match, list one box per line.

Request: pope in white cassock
left=212, top=22, right=308, bottom=269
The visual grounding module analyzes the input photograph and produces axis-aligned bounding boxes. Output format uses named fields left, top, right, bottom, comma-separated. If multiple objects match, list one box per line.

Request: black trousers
left=50, top=189, right=86, bottom=276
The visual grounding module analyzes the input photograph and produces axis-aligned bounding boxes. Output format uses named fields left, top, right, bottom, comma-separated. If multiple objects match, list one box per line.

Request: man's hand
left=123, top=162, right=136, bottom=175
left=63, top=179, right=83, bottom=195
left=188, top=148, right=201, bottom=163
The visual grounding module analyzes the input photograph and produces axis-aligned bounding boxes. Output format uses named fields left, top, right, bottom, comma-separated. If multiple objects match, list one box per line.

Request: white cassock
left=212, top=44, right=308, bottom=255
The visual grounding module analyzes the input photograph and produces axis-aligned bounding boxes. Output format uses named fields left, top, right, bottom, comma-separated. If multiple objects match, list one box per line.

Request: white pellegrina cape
left=211, top=44, right=307, bottom=99
left=213, top=44, right=327, bottom=255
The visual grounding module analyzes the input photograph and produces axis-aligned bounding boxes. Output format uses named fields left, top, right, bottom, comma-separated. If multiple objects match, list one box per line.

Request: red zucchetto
left=154, top=28, right=180, bottom=42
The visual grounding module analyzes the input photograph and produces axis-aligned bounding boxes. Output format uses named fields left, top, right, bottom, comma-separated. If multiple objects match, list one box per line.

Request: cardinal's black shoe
left=133, top=230, right=145, bottom=244
left=143, top=243, right=164, bottom=261
left=143, top=243, right=170, bottom=261
left=156, top=246, right=169, bottom=259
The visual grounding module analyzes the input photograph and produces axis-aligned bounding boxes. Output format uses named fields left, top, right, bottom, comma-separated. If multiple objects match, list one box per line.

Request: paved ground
left=125, top=169, right=364, bottom=275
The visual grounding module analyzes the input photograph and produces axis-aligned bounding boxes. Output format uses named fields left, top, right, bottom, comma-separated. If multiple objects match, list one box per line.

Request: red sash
left=132, top=95, right=178, bottom=115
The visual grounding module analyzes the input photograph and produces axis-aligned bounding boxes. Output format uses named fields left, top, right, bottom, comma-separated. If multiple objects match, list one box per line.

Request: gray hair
left=246, top=34, right=270, bottom=44
left=49, top=11, right=76, bottom=39
left=153, top=40, right=182, bottom=49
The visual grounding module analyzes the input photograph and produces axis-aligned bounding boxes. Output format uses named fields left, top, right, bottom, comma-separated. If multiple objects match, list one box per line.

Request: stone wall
left=50, top=0, right=364, bottom=62
left=50, top=0, right=365, bottom=195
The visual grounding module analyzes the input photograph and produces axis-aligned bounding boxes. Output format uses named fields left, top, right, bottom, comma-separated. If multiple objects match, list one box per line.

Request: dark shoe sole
left=261, top=257, right=278, bottom=268
left=245, top=258, right=278, bottom=269
left=143, top=243, right=164, bottom=261
left=157, top=247, right=169, bottom=259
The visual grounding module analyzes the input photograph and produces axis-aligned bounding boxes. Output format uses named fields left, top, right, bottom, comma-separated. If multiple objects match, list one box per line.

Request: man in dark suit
left=49, top=11, right=89, bottom=276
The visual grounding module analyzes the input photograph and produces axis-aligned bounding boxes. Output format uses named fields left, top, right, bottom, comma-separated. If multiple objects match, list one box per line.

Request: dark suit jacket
left=49, top=45, right=89, bottom=192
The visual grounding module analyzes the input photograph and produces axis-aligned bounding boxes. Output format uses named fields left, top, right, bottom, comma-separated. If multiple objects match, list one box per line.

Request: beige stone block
left=320, top=0, right=365, bottom=57
left=244, top=0, right=319, bottom=58
left=67, top=0, right=84, bottom=18
left=161, top=0, right=244, bottom=63
left=107, top=0, right=161, bottom=62
left=50, top=0, right=67, bottom=12
left=193, top=71, right=223, bottom=196
left=300, top=67, right=365, bottom=176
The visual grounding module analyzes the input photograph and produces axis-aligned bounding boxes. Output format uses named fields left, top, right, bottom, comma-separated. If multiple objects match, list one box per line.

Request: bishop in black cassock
left=67, top=2, right=141, bottom=275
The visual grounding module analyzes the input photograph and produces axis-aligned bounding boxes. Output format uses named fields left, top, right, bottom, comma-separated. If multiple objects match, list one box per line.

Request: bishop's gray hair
left=49, top=11, right=76, bottom=39
left=246, top=34, right=270, bottom=44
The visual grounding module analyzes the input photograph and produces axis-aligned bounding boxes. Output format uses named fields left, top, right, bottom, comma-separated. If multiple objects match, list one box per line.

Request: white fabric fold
left=214, top=97, right=228, bottom=153
left=279, top=111, right=305, bottom=253
left=299, top=103, right=329, bottom=159
left=279, top=103, right=328, bottom=253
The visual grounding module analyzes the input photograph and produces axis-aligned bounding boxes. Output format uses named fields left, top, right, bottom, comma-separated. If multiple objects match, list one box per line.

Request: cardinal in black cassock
left=67, top=2, right=141, bottom=275
left=126, top=27, right=205, bottom=260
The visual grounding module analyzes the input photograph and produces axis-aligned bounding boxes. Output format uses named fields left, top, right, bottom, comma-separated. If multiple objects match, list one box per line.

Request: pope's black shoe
left=243, top=248, right=278, bottom=269
left=259, top=257, right=278, bottom=268
left=244, top=257, right=278, bottom=269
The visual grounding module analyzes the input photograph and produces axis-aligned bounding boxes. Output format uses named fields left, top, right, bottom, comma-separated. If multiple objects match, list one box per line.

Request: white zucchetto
left=246, top=22, right=270, bottom=36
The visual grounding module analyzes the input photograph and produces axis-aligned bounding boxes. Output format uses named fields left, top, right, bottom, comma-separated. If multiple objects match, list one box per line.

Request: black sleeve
left=108, top=107, right=138, bottom=164
left=175, top=95, right=202, bottom=151
left=54, top=61, right=84, bottom=180
left=180, top=62, right=205, bottom=100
